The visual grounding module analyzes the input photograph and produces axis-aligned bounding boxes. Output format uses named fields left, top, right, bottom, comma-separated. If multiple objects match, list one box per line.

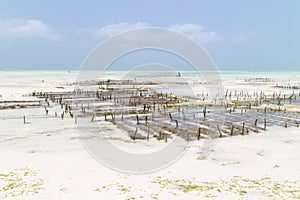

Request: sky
left=0, top=0, right=299, bottom=71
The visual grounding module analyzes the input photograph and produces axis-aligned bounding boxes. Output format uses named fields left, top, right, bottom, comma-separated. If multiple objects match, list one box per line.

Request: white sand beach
left=0, top=70, right=299, bottom=199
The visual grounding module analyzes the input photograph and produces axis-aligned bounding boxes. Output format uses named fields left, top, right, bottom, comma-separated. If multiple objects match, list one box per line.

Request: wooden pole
left=242, top=122, right=245, bottom=135
left=203, top=107, right=207, bottom=119
left=169, top=112, right=172, bottom=122
left=147, top=126, right=150, bottom=141
left=133, top=126, right=138, bottom=140
left=230, top=124, right=234, bottom=136
left=197, top=127, right=201, bottom=140
left=254, top=119, right=258, bottom=127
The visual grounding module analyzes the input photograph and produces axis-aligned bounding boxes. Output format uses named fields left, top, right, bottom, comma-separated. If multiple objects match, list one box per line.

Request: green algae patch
left=0, top=167, right=44, bottom=199
left=152, top=176, right=300, bottom=199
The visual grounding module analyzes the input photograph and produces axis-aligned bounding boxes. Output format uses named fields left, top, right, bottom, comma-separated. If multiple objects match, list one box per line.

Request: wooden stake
left=242, top=122, right=245, bottom=135
left=264, top=117, right=267, bottom=131
left=254, top=119, right=258, bottom=127
left=230, top=124, right=234, bottom=136
left=133, top=126, right=138, bottom=140
left=147, top=126, right=150, bottom=141
left=169, top=112, right=172, bottom=122
left=197, top=127, right=201, bottom=140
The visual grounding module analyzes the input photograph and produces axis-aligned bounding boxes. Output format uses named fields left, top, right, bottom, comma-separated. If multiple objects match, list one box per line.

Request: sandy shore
left=0, top=70, right=299, bottom=199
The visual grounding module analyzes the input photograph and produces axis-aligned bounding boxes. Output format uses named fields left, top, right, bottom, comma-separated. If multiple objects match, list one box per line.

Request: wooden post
left=242, top=122, right=245, bottom=135
left=175, top=120, right=178, bottom=128
left=69, top=112, right=73, bottom=118
left=75, top=116, right=77, bottom=124
left=136, top=115, right=139, bottom=125
left=254, top=119, right=258, bottom=127
left=133, top=126, right=138, bottom=140
left=91, top=114, right=94, bottom=122
left=197, top=127, right=201, bottom=140
left=264, top=117, right=267, bottom=131
left=230, top=124, right=234, bottom=136
left=145, top=116, right=148, bottom=126
left=147, top=126, right=150, bottom=141
left=169, top=112, right=172, bottom=122
left=104, top=114, right=107, bottom=121
left=23, top=116, right=26, bottom=124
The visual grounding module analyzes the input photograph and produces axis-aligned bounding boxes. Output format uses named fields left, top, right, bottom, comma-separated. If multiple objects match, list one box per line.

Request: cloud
left=169, top=23, right=221, bottom=44
left=231, top=32, right=258, bottom=44
left=77, top=22, right=220, bottom=44
left=0, top=18, right=61, bottom=41
left=77, top=22, right=150, bottom=38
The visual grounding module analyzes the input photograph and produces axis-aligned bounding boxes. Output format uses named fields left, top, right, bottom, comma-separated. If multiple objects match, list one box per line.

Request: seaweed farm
left=12, top=78, right=299, bottom=143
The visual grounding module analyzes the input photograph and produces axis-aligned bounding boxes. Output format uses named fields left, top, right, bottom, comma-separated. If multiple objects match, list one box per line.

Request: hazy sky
left=0, top=0, right=299, bottom=71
